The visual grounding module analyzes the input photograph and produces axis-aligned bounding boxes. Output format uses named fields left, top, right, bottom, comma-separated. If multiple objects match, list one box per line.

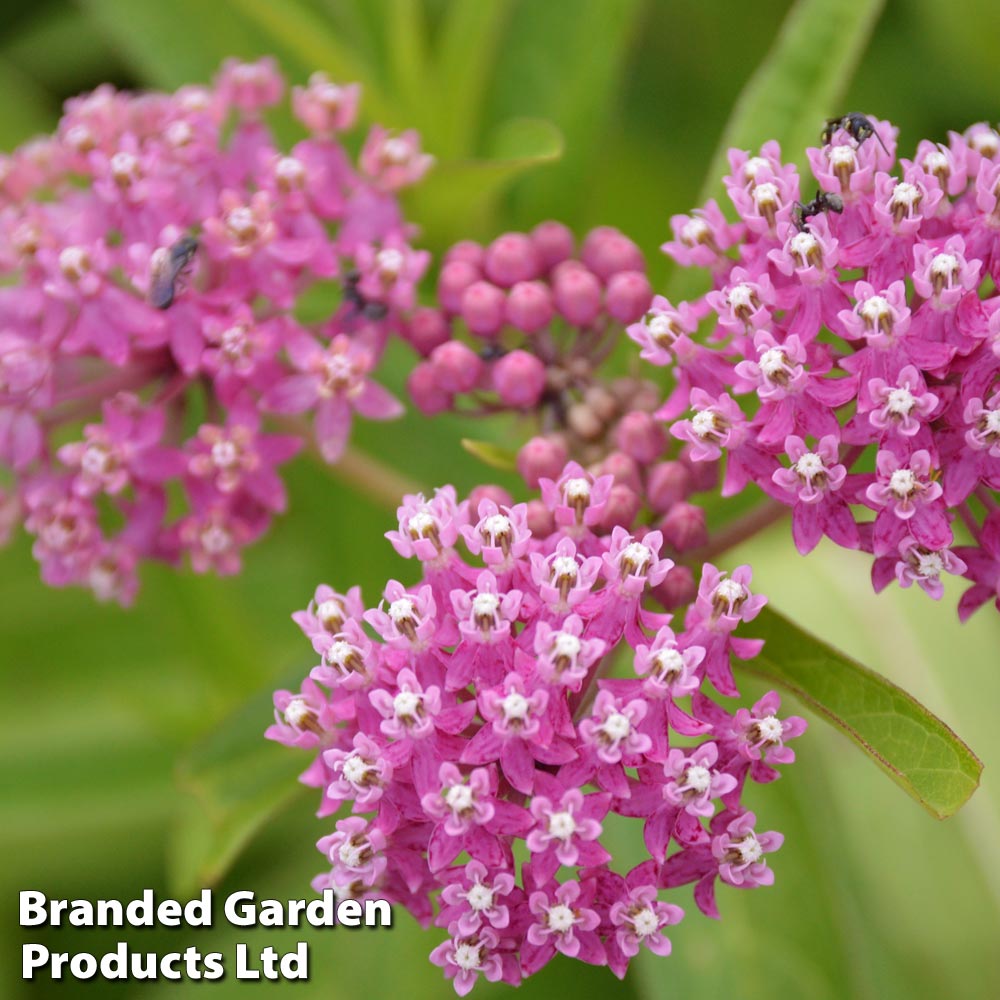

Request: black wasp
left=821, top=112, right=889, bottom=155
left=343, top=269, right=389, bottom=322
left=149, top=235, right=199, bottom=309
left=792, top=190, right=844, bottom=232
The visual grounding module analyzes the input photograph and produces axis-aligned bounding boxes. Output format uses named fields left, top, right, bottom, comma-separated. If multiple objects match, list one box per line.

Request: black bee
left=149, top=235, right=199, bottom=309
left=343, top=268, right=389, bottom=322
left=792, top=190, right=844, bottom=232
left=821, top=112, right=889, bottom=155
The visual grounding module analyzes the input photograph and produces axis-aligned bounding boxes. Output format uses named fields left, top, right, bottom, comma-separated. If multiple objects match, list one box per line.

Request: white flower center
left=393, top=690, right=420, bottom=718
left=500, top=691, right=529, bottom=720
left=621, top=542, right=651, bottom=574
left=284, top=698, right=312, bottom=727
left=81, top=444, right=113, bottom=477
left=472, top=592, right=500, bottom=617
left=546, top=905, right=576, bottom=934
left=338, top=840, right=365, bottom=868
left=759, top=348, right=788, bottom=377
left=984, top=410, right=1000, bottom=434
left=691, top=409, right=717, bottom=438
left=757, top=715, right=784, bottom=742
left=971, top=130, right=999, bottom=156
left=603, top=712, right=631, bottom=742
left=552, top=555, right=578, bottom=579
left=564, top=477, right=591, bottom=501
left=743, top=156, right=769, bottom=180
left=715, top=579, right=744, bottom=604
left=632, top=908, right=659, bottom=937
left=860, top=295, right=890, bottom=323
left=341, top=755, right=371, bottom=784
left=889, top=468, right=917, bottom=497
left=752, top=182, right=778, bottom=207
left=790, top=231, right=818, bottom=257
left=547, top=810, right=577, bottom=840
left=211, top=440, right=238, bottom=468
left=684, top=765, right=712, bottom=794
left=886, top=387, right=916, bottom=414
left=915, top=551, right=945, bottom=578
left=647, top=314, right=676, bottom=343
left=59, top=246, right=91, bottom=280
left=388, top=597, right=415, bottom=623
left=317, top=599, right=344, bottom=627
left=829, top=145, right=858, bottom=167
left=652, top=648, right=684, bottom=680
left=200, top=525, right=231, bottom=554
left=326, top=640, right=356, bottom=667
left=931, top=253, right=958, bottom=281
left=681, top=218, right=709, bottom=244
left=453, top=943, right=482, bottom=971
left=728, top=283, right=754, bottom=310
left=381, top=138, right=411, bottom=164
left=923, top=150, right=948, bottom=173
left=445, top=784, right=474, bottom=813
left=376, top=248, right=404, bottom=278
left=407, top=511, right=436, bottom=536
left=466, top=884, right=494, bottom=911
left=891, top=181, right=920, bottom=207
left=736, top=834, right=763, bottom=864
left=552, top=632, right=581, bottom=658
left=795, top=452, right=825, bottom=479
left=276, top=156, right=305, bottom=186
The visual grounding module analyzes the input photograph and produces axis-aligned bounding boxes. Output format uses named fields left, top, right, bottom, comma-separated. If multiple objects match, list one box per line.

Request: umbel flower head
left=267, top=464, right=805, bottom=992
left=0, top=58, right=432, bottom=603
left=641, top=118, right=1000, bottom=619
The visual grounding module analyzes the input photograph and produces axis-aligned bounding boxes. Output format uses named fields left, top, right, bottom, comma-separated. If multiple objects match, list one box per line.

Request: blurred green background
left=3, top=0, right=1000, bottom=997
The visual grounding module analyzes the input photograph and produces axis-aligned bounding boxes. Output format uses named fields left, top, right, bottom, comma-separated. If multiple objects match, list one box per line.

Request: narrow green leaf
left=668, top=0, right=885, bottom=303
left=167, top=674, right=309, bottom=896
left=698, top=0, right=886, bottom=203
left=461, top=437, right=518, bottom=472
left=741, top=606, right=982, bottom=819
left=409, top=117, right=563, bottom=247
left=385, top=0, right=431, bottom=118
left=434, top=0, right=514, bottom=159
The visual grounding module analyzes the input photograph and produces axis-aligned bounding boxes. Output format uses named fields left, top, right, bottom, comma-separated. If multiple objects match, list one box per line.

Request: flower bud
left=468, top=484, right=513, bottom=518
left=531, top=220, right=575, bottom=269
left=659, top=501, right=708, bottom=552
left=605, top=269, right=653, bottom=324
left=438, top=259, right=480, bottom=314
left=614, top=410, right=667, bottom=464
left=524, top=498, right=555, bottom=537
left=651, top=564, right=697, bottom=609
left=553, top=264, right=602, bottom=326
left=517, top=435, right=569, bottom=488
left=492, top=350, right=547, bottom=409
left=429, top=340, right=483, bottom=393
left=596, top=482, right=641, bottom=531
left=581, top=226, right=644, bottom=280
left=680, top=447, right=720, bottom=493
left=461, top=280, right=506, bottom=338
left=443, top=239, right=485, bottom=269
left=484, top=232, right=541, bottom=287
left=405, top=306, right=450, bottom=356
left=567, top=401, right=604, bottom=440
left=596, top=450, right=642, bottom=492
left=506, top=280, right=554, bottom=333
left=646, top=461, right=692, bottom=512
left=408, top=361, right=453, bottom=415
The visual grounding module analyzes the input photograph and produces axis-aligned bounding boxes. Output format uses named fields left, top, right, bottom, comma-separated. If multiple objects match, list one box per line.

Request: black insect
left=792, top=190, right=844, bottom=232
left=343, top=268, right=389, bottom=322
left=821, top=112, right=889, bottom=155
left=149, top=236, right=199, bottom=309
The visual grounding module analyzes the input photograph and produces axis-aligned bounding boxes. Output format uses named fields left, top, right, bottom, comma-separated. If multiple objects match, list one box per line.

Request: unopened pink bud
left=553, top=264, right=602, bottom=326
left=680, top=447, right=720, bottom=493
left=605, top=270, right=653, bottom=323
left=517, top=435, right=568, bottom=487
left=429, top=340, right=484, bottom=393
left=438, top=259, right=480, bottom=314
left=405, top=307, right=450, bottom=356
left=484, top=232, right=541, bottom=286
left=581, top=226, right=645, bottom=280
left=596, top=451, right=642, bottom=491
left=461, top=280, right=506, bottom=338
left=525, top=498, right=556, bottom=538
left=408, top=361, right=453, bottom=415
left=651, top=564, right=697, bottom=609
left=531, top=221, right=575, bottom=269
left=596, top=482, right=641, bottom=531
left=492, top=349, right=547, bottom=409
left=506, top=280, right=554, bottom=333
left=468, top=484, right=514, bottom=518
left=646, top=461, right=692, bottom=513
left=614, top=410, right=667, bottom=464
left=659, top=501, right=707, bottom=552
left=444, top=240, right=485, bottom=269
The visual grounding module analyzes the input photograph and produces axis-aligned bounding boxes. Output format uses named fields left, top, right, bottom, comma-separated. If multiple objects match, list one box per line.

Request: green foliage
left=744, top=607, right=982, bottom=819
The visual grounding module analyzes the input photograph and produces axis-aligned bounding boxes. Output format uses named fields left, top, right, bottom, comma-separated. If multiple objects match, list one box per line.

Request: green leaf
left=461, top=437, right=518, bottom=472
left=409, top=116, right=563, bottom=246
left=741, top=606, right=982, bottom=820
left=167, top=673, right=309, bottom=896
left=668, top=0, right=885, bottom=303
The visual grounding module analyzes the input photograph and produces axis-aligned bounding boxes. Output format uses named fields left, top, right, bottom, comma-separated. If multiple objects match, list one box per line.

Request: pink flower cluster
left=639, top=119, right=1000, bottom=618
left=267, top=465, right=805, bottom=992
left=0, top=58, right=432, bottom=602
left=404, top=223, right=654, bottom=425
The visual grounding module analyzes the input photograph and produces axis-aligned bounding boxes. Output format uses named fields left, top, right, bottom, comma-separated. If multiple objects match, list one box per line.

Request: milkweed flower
left=637, top=117, right=1000, bottom=619
left=267, top=466, right=805, bottom=990
left=0, top=59, right=431, bottom=602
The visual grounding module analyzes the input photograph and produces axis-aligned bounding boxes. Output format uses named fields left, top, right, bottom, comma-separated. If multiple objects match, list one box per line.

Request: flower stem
left=685, top=499, right=789, bottom=563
